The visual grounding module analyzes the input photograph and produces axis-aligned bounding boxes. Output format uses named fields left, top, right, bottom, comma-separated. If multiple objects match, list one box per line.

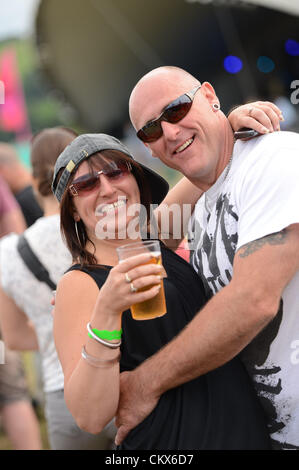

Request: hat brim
left=137, top=163, right=169, bottom=206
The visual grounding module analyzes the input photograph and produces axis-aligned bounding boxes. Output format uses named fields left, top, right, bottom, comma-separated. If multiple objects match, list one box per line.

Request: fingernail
left=262, top=127, right=269, bottom=133
left=279, top=115, right=284, bottom=121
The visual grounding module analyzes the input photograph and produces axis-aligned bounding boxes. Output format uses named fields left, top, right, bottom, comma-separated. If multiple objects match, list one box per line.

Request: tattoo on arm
left=238, top=229, right=288, bottom=258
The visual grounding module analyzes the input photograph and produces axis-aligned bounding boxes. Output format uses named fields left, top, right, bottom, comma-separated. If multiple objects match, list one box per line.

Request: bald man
left=115, top=66, right=299, bottom=450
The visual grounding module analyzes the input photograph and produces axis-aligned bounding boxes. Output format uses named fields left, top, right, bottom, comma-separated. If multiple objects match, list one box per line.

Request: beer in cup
left=117, top=240, right=167, bottom=320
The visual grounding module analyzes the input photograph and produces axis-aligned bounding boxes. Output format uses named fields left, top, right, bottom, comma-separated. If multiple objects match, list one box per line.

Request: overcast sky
left=0, top=0, right=40, bottom=41
left=0, top=0, right=298, bottom=43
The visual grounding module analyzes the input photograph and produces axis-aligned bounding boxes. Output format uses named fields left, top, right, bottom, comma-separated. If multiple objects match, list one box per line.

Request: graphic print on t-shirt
left=190, top=193, right=238, bottom=298
left=189, top=190, right=299, bottom=449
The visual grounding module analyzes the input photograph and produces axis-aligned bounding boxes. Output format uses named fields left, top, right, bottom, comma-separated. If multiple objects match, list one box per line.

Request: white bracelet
left=87, top=322, right=122, bottom=349
left=81, top=345, right=120, bottom=368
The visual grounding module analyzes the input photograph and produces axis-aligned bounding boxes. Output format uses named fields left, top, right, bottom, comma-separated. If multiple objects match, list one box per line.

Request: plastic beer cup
left=116, top=240, right=167, bottom=320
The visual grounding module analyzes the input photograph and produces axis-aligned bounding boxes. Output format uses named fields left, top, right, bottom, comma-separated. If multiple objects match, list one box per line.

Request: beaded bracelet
left=87, top=323, right=121, bottom=349
left=81, top=345, right=120, bottom=368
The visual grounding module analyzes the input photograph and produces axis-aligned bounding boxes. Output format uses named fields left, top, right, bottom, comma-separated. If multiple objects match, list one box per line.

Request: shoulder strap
left=17, top=234, right=57, bottom=290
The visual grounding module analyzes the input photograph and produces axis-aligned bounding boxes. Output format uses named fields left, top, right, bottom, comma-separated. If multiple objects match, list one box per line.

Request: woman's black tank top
left=69, top=242, right=270, bottom=450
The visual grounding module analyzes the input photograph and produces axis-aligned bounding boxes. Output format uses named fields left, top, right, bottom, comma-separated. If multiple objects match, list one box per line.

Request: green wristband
left=89, top=328, right=123, bottom=341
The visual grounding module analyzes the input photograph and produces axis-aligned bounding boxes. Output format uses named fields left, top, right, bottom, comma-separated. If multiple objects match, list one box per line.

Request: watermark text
left=290, top=80, right=299, bottom=105
left=94, top=200, right=194, bottom=245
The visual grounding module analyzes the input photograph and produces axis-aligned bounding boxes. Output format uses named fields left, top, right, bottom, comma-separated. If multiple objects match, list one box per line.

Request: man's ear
left=201, top=82, right=219, bottom=106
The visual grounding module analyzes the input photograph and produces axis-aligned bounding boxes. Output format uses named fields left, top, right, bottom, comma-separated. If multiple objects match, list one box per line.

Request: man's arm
left=154, top=177, right=203, bottom=250
left=115, top=224, right=299, bottom=444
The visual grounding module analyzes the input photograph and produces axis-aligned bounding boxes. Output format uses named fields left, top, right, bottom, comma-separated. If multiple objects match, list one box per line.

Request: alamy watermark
left=94, top=199, right=195, bottom=247
left=0, top=340, right=5, bottom=364
left=290, top=339, right=299, bottom=365
left=0, top=80, right=4, bottom=105
left=290, top=80, right=299, bottom=105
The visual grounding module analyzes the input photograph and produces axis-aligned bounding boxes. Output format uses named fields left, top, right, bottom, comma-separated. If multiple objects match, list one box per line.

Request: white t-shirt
left=188, top=131, right=299, bottom=449
left=0, top=215, right=72, bottom=392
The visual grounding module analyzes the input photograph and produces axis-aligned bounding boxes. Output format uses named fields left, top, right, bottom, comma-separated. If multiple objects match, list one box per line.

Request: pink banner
left=0, top=46, right=31, bottom=137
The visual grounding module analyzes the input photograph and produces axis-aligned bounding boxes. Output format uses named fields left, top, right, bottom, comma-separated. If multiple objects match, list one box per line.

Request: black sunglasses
left=69, top=160, right=132, bottom=197
left=136, top=84, right=201, bottom=143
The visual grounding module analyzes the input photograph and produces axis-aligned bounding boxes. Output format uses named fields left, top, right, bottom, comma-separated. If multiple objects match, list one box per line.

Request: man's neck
left=189, top=118, right=235, bottom=192
left=214, top=117, right=235, bottom=183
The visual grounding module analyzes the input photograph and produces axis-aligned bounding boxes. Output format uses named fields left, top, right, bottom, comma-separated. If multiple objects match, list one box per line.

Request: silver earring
left=75, top=221, right=82, bottom=246
left=212, top=103, right=220, bottom=110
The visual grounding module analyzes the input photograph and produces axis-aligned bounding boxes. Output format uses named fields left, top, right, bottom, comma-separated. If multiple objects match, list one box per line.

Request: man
left=115, top=66, right=299, bottom=449
left=0, top=143, right=43, bottom=227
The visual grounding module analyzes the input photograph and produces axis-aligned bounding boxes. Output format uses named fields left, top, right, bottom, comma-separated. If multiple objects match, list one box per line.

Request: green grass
left=0, top=430, right=12, bottom=450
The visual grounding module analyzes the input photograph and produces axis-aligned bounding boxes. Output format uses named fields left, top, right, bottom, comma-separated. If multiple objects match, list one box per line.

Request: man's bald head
left=129, top=66, right=201, bottom=130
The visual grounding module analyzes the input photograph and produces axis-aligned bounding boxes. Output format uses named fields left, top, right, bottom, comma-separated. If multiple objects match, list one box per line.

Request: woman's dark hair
left=59, top=149, right=152, bottom=266
left=30, top=127, right=78, bottom=197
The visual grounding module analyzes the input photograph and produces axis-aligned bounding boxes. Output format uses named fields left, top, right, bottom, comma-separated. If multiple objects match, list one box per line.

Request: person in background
left=0, top=173, right=41, bottom=449
left=0, top=127, right=115, bottom=450
left=0, top=174, right=26, bottom=236
left=115, top=65, right=299, bottom=450
left=0, top=143, right=43, bottom=227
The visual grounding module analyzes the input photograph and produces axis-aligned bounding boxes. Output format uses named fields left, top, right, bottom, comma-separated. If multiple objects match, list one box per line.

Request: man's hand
left=115, top=369, right=160, bottom=446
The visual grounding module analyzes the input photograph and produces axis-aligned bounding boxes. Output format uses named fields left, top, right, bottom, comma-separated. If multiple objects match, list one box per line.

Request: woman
left=0, top=127, right=115, bottom=450
left=52, top=131, right=271, bottom=449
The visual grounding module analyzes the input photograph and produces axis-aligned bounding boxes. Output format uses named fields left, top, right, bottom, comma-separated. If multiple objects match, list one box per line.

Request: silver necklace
left=204, top=154, right=233, bottom=213
left=223, top=153, right=233, bottom=181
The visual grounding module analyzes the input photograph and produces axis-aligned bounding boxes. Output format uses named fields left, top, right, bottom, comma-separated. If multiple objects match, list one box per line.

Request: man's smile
left=174, top=137, right=194, bottom=154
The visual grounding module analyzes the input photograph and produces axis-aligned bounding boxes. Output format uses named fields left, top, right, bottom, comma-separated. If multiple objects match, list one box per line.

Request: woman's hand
left=94, top=252, right=164, bottom=316
left=228, top=101, right=284, bottom=136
